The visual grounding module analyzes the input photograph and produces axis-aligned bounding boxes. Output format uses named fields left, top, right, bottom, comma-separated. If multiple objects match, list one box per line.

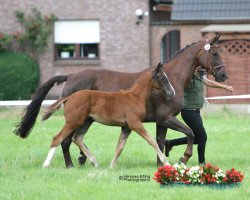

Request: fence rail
left=0, top=100, right=56, bottom=106
left=0, top=94, right=250, bottom=106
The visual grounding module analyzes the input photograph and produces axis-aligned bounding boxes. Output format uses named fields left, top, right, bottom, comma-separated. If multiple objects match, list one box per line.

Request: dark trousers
left=170, top=109, right=207, bottom=163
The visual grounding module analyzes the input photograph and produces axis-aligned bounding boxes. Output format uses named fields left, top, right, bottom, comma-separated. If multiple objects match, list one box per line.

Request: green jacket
left=183, top=74, right=204, bottom=109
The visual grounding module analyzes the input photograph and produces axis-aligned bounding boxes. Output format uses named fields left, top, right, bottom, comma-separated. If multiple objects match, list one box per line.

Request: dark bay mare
left=41, top=63, right=174, bottom=167
left=15, top=34, right=228, bottom=167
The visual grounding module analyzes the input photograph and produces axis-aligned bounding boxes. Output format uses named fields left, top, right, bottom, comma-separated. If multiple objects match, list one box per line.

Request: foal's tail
left=14, top=75, right=69, bottom=138
left=42, top=97, right=68, bottom=121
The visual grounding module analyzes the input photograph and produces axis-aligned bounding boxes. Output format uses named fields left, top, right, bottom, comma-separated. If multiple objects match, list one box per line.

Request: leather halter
left=196, top=47, right=225, bottom=76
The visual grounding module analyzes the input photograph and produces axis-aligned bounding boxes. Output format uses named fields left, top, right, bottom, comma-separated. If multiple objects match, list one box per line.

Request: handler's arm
left=203, top=76, right=234, bottom=92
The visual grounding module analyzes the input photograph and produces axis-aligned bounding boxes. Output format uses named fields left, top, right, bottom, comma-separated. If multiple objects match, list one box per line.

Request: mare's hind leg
left=128, top=119, right=169, bottom=166
left=72, top=128, right=98, bottom=167
left=43, top=125, right=76, bottom=168
left=61, top=133, right=74, bottom=168
left=159, top=116, right=194, bottom=164
left=110, top=126, right=132, bottom=168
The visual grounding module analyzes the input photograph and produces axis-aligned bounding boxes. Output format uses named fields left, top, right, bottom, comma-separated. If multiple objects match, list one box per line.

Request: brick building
left=151, top=0, right=250, bottom=104
left=1, top=0, right=150, bottom=97
left=1, top=0, right=250, bottom=102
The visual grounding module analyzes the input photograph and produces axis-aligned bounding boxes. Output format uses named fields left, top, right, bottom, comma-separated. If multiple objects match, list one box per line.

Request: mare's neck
left=163, top=42, right=204, bottom=92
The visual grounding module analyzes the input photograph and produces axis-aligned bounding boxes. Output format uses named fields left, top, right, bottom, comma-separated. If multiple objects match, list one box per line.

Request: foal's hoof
left=165, top=140, right=172, bottom=157
left=78, top=155, right=87, bottom=166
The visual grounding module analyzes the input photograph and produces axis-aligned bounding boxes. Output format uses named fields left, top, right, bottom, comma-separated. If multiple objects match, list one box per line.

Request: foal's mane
left=127, top=67, right=156, bottom=90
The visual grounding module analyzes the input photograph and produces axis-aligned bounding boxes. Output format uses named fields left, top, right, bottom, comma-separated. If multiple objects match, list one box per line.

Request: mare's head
left=152, top=62, right=175, bottom=101
left=196, top=34, right=228, bottom=82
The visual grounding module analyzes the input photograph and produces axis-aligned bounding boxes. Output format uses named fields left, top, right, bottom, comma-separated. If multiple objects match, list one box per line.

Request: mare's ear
left=210, top=34, right=220, bottom=46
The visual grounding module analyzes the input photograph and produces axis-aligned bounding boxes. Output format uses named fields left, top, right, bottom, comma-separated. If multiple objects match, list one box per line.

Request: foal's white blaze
left=43, top=147, right=56, bottom=168
left=164, top=72, right=175, bottom=97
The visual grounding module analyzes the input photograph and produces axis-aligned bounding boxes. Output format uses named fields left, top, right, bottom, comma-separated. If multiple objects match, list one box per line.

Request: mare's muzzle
left=213, top=65, right=228, bottom=82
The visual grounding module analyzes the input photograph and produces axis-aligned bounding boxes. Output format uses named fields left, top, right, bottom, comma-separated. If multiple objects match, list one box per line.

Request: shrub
left=0, top=33, right=11, bottom=53
left=14, top=8, right=57, bottom=58
left=0, top=51, right=39, bottom=100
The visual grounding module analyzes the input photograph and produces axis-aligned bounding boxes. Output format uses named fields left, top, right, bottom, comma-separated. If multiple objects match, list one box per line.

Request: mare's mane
left=163, top=41, right=201, bottom=64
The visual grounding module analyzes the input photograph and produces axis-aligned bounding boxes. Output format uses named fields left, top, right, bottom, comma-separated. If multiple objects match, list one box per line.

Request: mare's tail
left=14, top=75, right=68, bottom=138
left=42, top=97, right=68, bottom=121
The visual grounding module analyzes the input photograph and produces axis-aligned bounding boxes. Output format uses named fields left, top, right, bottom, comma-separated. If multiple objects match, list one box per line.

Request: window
left=54, top=20, right=100, bottom=60
left=161, top=30, right=180, bottom=62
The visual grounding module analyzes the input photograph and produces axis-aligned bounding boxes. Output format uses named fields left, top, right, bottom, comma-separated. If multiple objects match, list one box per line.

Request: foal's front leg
left=110, top=126, right=131, bottom=168
left=156, top=124, right=167, bottom=166
left=128, top=119, right=169, bottom=166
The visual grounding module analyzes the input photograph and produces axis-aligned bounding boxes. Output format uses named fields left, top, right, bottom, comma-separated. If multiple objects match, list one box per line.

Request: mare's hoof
left=66, top=164, right=74, bottom=168
left=178, top=157, right=187, bottom=164
left=199, top=162, right=206, bottom=167
left=78, top=155, right=87, bottom=166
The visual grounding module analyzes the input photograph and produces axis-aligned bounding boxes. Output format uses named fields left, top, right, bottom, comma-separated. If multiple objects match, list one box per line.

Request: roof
left=171, top=0, right=250, bottom=21
left=202, top=24, right=250, bottom=33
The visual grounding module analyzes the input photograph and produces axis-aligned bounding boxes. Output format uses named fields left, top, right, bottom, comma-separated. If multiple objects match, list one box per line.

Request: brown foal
left=42, top=63, right=175, bottom=168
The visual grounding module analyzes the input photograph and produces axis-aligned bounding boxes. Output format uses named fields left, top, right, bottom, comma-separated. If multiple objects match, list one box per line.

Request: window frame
left=54, top=43, right=100, bottom=60
left=53, top=19, right=100, bottom=61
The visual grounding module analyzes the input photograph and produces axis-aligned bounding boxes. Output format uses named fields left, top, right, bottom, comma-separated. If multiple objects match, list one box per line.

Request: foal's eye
left=212, top=52, right=218, bottom=57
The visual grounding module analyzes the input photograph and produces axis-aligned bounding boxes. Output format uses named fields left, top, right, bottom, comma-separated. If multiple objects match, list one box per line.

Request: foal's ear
left=156, top=62, right=163, bottom=73
left=210, top=34, right=220, bottom=46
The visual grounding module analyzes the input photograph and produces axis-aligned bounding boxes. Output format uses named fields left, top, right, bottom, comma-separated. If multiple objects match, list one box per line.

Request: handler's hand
left=224, top=85, right=234, bottom=92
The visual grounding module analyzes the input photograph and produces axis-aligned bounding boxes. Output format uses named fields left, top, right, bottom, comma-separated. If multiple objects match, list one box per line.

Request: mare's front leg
left=128, top=118, right=169, bottom=166
left=110, top=126, right=132, bottom=168
left=158, top=116, right=194, bottom=164
left=61, top=117, right=93, bottom=168
left=156, top=124, right=167, bottom=166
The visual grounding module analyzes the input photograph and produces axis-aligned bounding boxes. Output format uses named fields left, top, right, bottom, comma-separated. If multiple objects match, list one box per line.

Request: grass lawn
left=0, top=108, right=249, bottom=200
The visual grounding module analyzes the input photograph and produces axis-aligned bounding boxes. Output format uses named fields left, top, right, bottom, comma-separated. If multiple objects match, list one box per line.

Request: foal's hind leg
left=77, top=118, right=94, bottom=165
left=110, top=126, right=132, bottom=168
left=128, top=119, right=169, bottom=166
left=43, top=125, right=75, bottom=168
left=61, top=117, right=93, bottom=168
left=72, top=128, right=98, bottom=167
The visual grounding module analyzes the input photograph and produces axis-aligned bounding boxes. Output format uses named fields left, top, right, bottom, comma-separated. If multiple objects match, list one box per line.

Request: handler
left=165, top=67, right=234, bottom=166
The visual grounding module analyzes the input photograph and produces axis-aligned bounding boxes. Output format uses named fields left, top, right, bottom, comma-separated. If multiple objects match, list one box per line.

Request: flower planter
left=154, top=163, right=244, bottom=189
left=160, top=182, right=241, bottom=189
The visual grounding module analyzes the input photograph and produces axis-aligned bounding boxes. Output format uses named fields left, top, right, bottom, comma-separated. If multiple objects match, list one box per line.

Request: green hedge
left=0, top=51, right=40, bottom=100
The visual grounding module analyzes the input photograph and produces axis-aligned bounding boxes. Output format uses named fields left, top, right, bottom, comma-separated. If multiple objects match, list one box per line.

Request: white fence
left=0, top=95, right=250, bottom=113
left=0, top=100, right=56, bottom=106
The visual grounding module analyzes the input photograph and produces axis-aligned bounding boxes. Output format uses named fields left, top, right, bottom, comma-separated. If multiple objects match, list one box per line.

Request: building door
left=207, top=39, right=250, bottom=104
left=161, top=30, right=180, bottom=62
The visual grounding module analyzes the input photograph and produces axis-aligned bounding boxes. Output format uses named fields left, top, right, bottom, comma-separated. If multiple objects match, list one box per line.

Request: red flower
left=153, top=165, right=179, bottom=184
left=225, top=168, right=244, bottom=183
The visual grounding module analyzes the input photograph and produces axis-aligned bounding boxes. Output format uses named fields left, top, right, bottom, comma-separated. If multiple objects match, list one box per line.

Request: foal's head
left=152, top=62, right=175, bottom=101
left=196, top=34, right=228, bottom=82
